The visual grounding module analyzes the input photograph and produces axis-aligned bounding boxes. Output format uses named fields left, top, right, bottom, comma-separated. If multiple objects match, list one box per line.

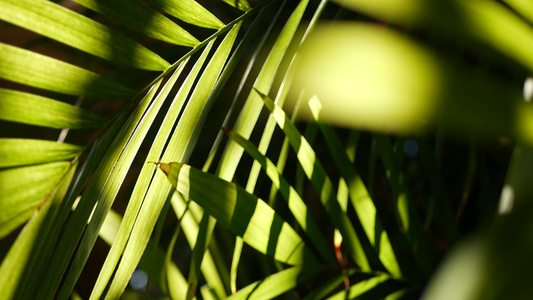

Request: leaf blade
left=0, top=89, right=106, bottom=129
left=225, top=129, right=336, bottom=264
left=160, top=162, right=317, bottom=265
left=0, top=43, right=136, bottom=99
left=72, top=0, right=199, bottom=46
left=0, top=162, right=71, bottom=238
left=150, top=0, right=225, bottom=29
left=257, top=90, right=371, bottom=271
left=0, top=0, right=170, bottom=70
left=218, top=0, right=309, bottom=179
left=0, top=139, right=82, bottom=168
left=0, top=161, right=76, bottom=299
left=226, top=265, right=323, bottom=300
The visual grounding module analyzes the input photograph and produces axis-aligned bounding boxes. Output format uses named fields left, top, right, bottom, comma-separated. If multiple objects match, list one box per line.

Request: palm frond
left=2, top=0, right=533, bottom=298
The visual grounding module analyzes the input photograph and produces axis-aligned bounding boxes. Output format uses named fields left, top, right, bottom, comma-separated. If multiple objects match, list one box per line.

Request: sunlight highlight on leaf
left=0, top=162, right=76, bottom=299
left=0, top=0, right=170, bottom=70
left=226, top=265, right=323, bottom=300
left=0, top=139, right=82, bottom=168
left=327, top=273, right=390, bottom=300
left=0, top=89, right=106, bottom=129
left=71, top=0, right=199, bottom=46
left=503, top=0, right=533, bottom=24
left=55, top=77, right=170, bottom=299
left=218, top=0, right=309, bottom=179
left=257, top=90, right=371, bottom=271
left=103, top=23, right=242, bottom=299
left=171, top=193, right=227, bottom=300
left=225, top=128, right=336, bottom=264
left=222, top=0, right=252, bottom=12
left=159, top=162, right=317, bottom=265
left=0, top=162, right=71, bottom=238
left=0, top=43, right=135, bottom=99
left=150, top=0, right=225, bottom=29
left=89, top=61, right=189, bottom=300
left=37, top=80, right=162, bottom=299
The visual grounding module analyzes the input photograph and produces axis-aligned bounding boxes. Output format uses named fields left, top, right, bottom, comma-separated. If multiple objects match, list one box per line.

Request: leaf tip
left=252, top=87, right=267, bottom=99
left=221, top=127, right=231, bottom=135
left=151, top=161, right=171, bottom=176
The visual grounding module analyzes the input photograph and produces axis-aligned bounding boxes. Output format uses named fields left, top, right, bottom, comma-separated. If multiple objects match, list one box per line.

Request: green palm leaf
left=2, top=0, right=533, bottom=298
left=0, top=162, right=72, bottom=239
left=0, top=89, right=106, bottom=129
left=71, top=0, right=199, bottom=46
left=256, top=89, right=371, bottom=271
left=0, top=43, right=135, bottom=98
left=0, top=162, right=76, bottom=298
left=150, top=0, right=225, bottom=29
left=158, top=162, right=317, bottom=265
left=0, top=0, right=169, bottom=70
left=0, top=139, right=82, bottom=168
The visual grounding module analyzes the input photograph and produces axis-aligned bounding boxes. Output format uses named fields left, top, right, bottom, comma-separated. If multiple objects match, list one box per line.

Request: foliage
left=1, top=0, right=533, bottom=299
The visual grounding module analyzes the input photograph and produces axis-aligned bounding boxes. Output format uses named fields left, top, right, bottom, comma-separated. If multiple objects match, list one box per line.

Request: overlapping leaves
left=2, top=0, right=533, bottom=299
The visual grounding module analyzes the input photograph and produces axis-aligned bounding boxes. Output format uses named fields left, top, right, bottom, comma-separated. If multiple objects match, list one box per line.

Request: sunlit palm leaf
left=71, top=0, right=199, bottom=46
left=0, top=162, right=72, bottom=239
left=503, top=0, right=533, bottom=23
left=89, top=60, right=190, bottom=300
left=3, top=0, right=532, bottom=299
left=0, top=139, right=82, bottom=168
left=0, top=162, right=76, bottom=299
left=171, top=193, right=228, bottom=299
left=326, top=273, right=391, bottom=299
left=0, top=0, right=169, bottom=70
left=102, top=22, right=242, bottom=299
left=226, top=265, right=323, bottom=300
left=218, top=0, right=309, bottom=178
left=0, top=89, right=105, bottom=129
left=36, top=82, right=162, bottom=299
left=98, top=208, right=189, bottom=297
left=302, top=269, right=356, bottom=300
left=0, top=43, right=135, bottom=98
left=256, top=89, right=371, bottom=271
left=308, top=96, right=402, bottom=277
left=149, top=0, right=225, bottom=29
left=223, top=0, right=252, bottom=12
left=158, top=162, right=317, bottom=265
left=225, top=128, right=335, bottom=264
left=55, top=76, right=173, bottom=299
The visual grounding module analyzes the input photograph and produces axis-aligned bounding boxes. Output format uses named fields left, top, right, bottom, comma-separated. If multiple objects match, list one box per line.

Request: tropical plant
left=1, top=0, right=533, bottom=299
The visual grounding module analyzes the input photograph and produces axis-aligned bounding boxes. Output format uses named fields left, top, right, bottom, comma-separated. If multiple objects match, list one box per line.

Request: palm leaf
left=0, top=43, right=136, bottom=98
left=0, top=162, right=72, bottom=239
left=0, top=139, right=81, bottom=168
left=71, top=0, right=199, bottom=46
left=0, top=89, right=105, bottom=128
left=150, top=0, right=225, bottom=29
left=256, top=89, right=371, bottom=271
left=0, top=0, right=169, bottom=70
left=2, top=0, right=533, bottom=298
left=0, top=162, right=77, bottom=299
left=225, top=128, right=335, bottom=263
left=157, top=162, right=317, bottom=266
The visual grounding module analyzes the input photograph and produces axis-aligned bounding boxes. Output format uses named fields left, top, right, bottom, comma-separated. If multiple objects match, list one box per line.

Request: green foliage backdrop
left=1, top=0, right=533, bottom=299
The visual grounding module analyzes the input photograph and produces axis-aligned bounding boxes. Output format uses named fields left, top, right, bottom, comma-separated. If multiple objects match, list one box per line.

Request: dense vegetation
left=1, top=0, right=533, bottom=299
